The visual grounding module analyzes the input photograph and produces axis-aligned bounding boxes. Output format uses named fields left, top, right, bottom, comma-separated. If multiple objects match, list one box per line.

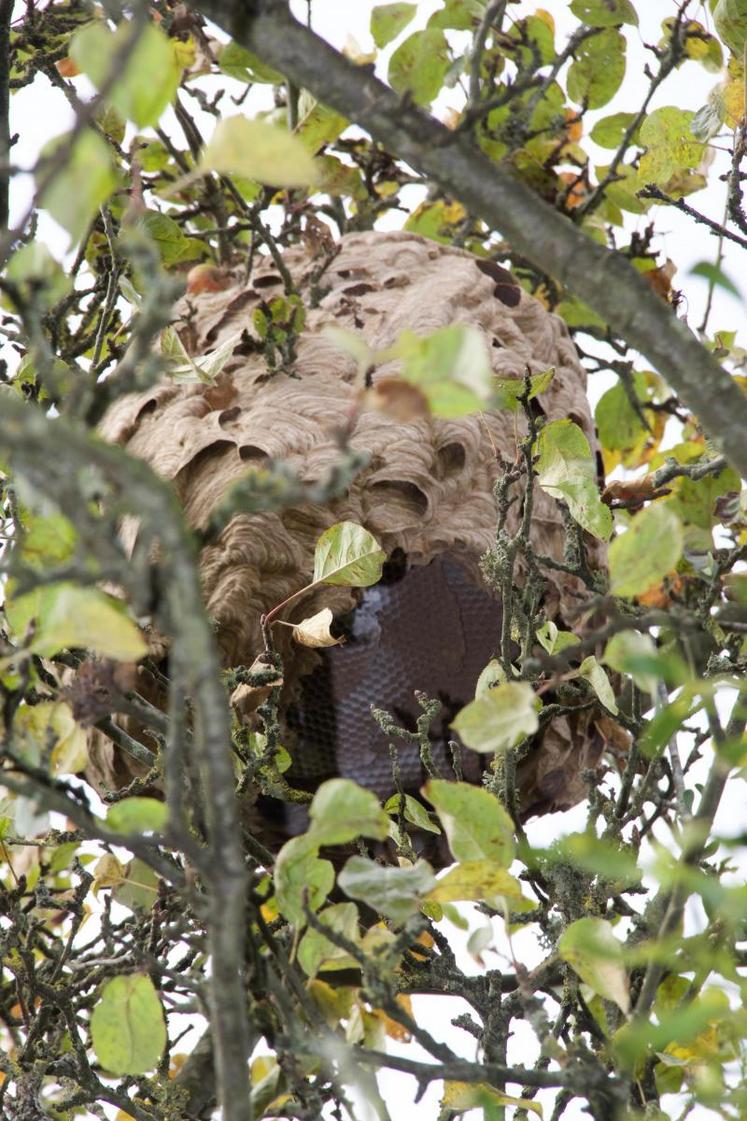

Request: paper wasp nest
left=89, top=230, right=607, bottom=851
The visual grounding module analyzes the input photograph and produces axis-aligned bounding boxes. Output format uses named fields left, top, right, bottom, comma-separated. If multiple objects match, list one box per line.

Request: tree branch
left=0, top=396, right=252, bottom=1121
left=190, top=0, right=747, bottom=479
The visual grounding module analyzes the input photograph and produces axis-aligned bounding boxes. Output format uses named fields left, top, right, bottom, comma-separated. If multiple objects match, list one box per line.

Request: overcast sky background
left=6, top=2, right=746, bottom=1119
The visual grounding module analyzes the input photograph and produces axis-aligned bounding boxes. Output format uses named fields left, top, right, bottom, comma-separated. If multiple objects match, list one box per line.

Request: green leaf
left=308, top=779, right=389, bottom=845
left=594, top=378, right=648, bottom=456
left=536, top=621, right=580, bottom=655
left=638, top=107, right=705, bottom=186
left=668, top=461, right=741, bottom=531
left=451, top=683, right=541, bottom=754
left=494, top=368, right=555, bottom=412
left=690, top=261, right=742, bottom=299
left=614, top=988, right=729, bottom=1070
left=570, top=0, right=638, bottom=26
left=558, top=917, right=630, bottom=1013
left=426, top=861, right=523, bottom=904
left=388, top=28, right=450, bottom=106
left=578, top=655, right=618, bottom=713
left=141, top=211, right=202, bottom=266
left=6, top=583, right=147, bottom=661
left=714, top=0, right=747, bottom=56
left=70, top=21, right=180, bottom=127
left=3, top=243, right=71, bottom=312
left=200, top=115, right=318, bottom=188
left=294, top=101, right=348, bottom=154
left=608, top=504, right=684, bottom=597
left=424, top=780, right=515, bottom=865
left=393, top=324, right=493, bottom=417
left=371, top=3, right=417, bottom=48
left=39, top=129, right=118, bottom=243
left=112, top=858, right=160, bottom=913
left=312, top=522, right=386, bottom=587
left=337, top=855, right=436, bottom=924
left=274, top=836, right=335, bottom=926
left=297, top=902, right=360, bottom=976
left=90, top=974, right=166, bottom=1075
left=590, top=111, right=639, bottom=148
left=384, top=793, right=441, bottom=833
left=567, top=28, right=626, bottom=109
left=534, top=419, right=612, bottom=540
left=428, top=0, right=487, bottom=30
left=552, top=833, right=642, bottom=886
left=217, top=40, right=283, bottom=84
left=639, top=692, right=700, bottom=759
left=20, top=512, right=77, bottom=570
left=603, top=630, right=659, bottom=693
left=106, top=798, right=168, bottom=834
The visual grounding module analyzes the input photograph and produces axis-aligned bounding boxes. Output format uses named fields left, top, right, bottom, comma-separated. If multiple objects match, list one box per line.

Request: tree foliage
left=1, top=2, right=747, bottom=1120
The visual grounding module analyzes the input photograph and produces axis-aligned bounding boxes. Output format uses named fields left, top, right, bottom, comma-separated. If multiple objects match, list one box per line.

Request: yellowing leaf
left=609, top=504, right=684, bottom=598
left=90, top=974, right=166, bottom=1075
left=451, top=681, right=541, bottom=754
left=312, top=522, right=385, bottom=587
left=93, top=854, right=127, bottom=897
left=6, top=582, right=147, bottom=661
left=200, top=115, right=318, bottom=187
left=292, top=607, right=343, bottom=648
left=558, top=916, right=630, bottom=1013
left=426, top=861, right=523, bottom=903
left=442, top=1081, right=543, bottom=1117
left=638, top=107, right=705, bottom=187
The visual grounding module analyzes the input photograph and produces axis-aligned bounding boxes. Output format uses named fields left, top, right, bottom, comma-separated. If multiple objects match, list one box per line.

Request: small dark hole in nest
left=238, top=444, right=269, bottom=462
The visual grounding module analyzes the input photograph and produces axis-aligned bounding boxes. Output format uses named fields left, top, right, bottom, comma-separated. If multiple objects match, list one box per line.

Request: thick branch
left=192, top=0, right=747, bottom=479
left=0, top=0, right=11, bottom=231
left=0, top=397, right=252, bottom=1121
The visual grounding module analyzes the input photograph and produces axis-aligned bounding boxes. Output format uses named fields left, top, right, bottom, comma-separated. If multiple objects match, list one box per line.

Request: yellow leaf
left=201, top=115, right=319, bottom=187
left=12, top=702, right=88, bottom=775
left=442, top=1081, right=543, bottom=1116
left=92, top=853, right=127, bottom=897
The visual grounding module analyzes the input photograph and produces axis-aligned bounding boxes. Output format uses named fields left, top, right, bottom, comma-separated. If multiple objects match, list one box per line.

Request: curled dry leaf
left=186, top=264, right=236, bottom=295
left=292, top=607, right=344, bottom=649
left=230, top=655, right=284, bottom=718
left=643, top=258, right=677, bottom=303
left=602, top=476, right=666, bottom=508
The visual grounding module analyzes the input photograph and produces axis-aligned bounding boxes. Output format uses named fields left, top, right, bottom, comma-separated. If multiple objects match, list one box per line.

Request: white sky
left=6, top=3, right=746, bottom=1120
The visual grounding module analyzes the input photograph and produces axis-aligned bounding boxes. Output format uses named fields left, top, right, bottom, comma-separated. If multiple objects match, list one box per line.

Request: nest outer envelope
left=89, top=230, right=607, bottom=847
